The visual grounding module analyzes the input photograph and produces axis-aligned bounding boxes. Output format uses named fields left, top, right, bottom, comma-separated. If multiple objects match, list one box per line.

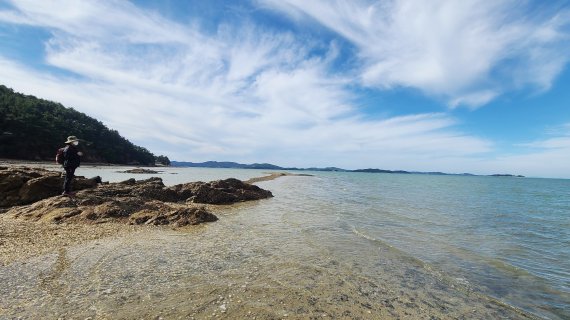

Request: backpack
left=55, top=147, right=65, bottom=164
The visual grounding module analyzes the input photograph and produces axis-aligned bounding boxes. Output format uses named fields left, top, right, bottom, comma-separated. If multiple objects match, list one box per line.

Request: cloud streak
left=260, top=0, right=570, bottom=108
left=1, top=0, right=569, bottom=177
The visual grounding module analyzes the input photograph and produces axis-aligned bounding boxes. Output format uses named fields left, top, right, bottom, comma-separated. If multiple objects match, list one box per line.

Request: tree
left=155, top=155, right=171, bottom=166
left=0, top=85, right=158, bottom=165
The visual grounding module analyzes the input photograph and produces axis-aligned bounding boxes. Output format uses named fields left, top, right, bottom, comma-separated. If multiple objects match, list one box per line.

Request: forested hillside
left=0, top=85, right=164, bottom=165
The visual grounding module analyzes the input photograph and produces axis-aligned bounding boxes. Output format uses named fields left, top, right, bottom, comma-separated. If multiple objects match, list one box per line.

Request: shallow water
left=317, top=172, right=570, bottom=319
left=1, top=167, right=568, bottom=319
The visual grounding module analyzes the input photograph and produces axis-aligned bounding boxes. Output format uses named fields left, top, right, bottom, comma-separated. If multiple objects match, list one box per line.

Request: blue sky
left=1, top=0, right=569, bottom=178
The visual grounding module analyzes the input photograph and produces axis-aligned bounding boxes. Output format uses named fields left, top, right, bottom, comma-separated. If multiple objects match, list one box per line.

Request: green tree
left=0, top=85, right=158, bottom=165
left=155, top=155, right=171, bottom=166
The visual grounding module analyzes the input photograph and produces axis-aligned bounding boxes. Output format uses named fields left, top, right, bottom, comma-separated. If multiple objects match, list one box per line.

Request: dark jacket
left=63, top=145, right=81, bottom=169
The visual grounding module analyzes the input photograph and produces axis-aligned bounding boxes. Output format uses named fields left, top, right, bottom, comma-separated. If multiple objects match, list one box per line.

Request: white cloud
left=0, top=52, right=491, bottom=172
left=458, top=124, right=570, bottom=178
left=520, top=125, right=570, bottom=149
left=0, top=7, right=31, bottom=24
left=260, top=0, right=570, bottom=108
left=3, top=0, right=570, bottom=178
left=478, top=149, right=570, bottom=179
left=448, top=90, right=498, bottom=110
left=0, top=0, right=194, bottom=43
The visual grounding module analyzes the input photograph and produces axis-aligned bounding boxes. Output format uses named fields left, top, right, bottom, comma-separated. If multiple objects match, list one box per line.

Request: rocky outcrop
left=10, top=194, right=218, bottom=227
left=0, top=166, right=101, bottom=207
left=170, top=178, right=274, bottom=204
left=2, top=167, right=273, bottom=227
left=119, top=168, right=161, bottom=174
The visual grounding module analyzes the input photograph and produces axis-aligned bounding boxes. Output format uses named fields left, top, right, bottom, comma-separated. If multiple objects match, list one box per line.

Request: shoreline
left=0, top=164, right=542, bottom=319
left=0, top=164, right=298, bottom=266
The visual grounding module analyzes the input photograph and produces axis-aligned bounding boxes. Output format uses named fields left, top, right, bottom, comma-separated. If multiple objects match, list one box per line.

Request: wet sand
left=245, top=172, right=314, bottom=184
left=0, top=213, right=144, bottom=266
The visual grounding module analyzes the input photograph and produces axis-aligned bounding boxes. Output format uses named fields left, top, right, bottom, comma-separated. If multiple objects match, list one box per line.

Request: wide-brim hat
left=65, top=136, right=80, bottom=144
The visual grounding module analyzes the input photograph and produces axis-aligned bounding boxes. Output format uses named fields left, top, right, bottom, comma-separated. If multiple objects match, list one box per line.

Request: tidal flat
left=0, top=209, right=534, bottom=319
left=0, top=163, right=555, bottom=319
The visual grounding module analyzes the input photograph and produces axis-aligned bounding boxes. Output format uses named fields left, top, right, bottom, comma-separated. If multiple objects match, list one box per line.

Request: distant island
left=171, top=161, right=524, bottom=178
left=489, top=174, right=526, bottom=178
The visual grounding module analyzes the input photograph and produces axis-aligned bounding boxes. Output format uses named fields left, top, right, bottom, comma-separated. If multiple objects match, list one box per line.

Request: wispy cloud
left=459, top=123, right=570, bottom=178
left=3, top=0, right=570, bottom=177
left=260, top=0, right=570, bottom=108
left=1, top=0, right=193, bottom=43
left=520, top=123, right=570, bottom=149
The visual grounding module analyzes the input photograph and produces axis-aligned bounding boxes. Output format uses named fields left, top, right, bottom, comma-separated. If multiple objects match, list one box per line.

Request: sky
left=1, top=0, right=570, bottom=178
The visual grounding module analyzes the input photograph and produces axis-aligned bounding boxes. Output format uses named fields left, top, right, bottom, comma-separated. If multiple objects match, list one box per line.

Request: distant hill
left=352, top=168, right=411, bottom=174
left=172, top=161, right=494, bottom=176
left=172, top=161, right=525, bottom=177
left=489, top=174, right=525, bottom=178
left=171, top=161, right=283, bottom=170
left=0, top=85, right=165, bottom=165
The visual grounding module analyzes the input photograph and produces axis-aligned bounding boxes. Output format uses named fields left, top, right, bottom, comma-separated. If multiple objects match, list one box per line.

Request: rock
left=3, top=168, right=273, bottom=227
left=129, top=204, right=217, bottom=227
left=170, top=178, right=273, bottom=204
left=0, top=167, right=101, bottom=207
left=10, top=194, right=218, bottom=227
left=118, top=168, right=161, bottom=174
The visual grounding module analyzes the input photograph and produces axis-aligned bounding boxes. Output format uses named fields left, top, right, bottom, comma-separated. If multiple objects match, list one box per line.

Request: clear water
left=318, top=172, right=570, bottom=319
left=2, top=166, right=569, bottom=319
left=80, top=166, right=570, bottom=318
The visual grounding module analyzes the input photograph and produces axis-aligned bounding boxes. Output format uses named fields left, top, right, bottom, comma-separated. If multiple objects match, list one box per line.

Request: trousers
left=62, top=167, right=76, bottom=193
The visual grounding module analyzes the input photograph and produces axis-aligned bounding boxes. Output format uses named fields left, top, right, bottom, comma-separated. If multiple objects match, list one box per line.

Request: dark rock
left=7, top=180, right=220, bottom=227
left=170, top=178, right=273, bottom=204
left=119, top=168, right=161, bottom=174
left=129, top=204, right=217, bottom=227
left=3, top=167, right=272, bottom=227
left=119, top=178, right=136, bottom=185
left=0, top=167, right=101, bottom=207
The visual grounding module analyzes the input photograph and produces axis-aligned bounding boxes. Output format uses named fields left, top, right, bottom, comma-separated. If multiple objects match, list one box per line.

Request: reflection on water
left=1, top=169, right=568, bottom=319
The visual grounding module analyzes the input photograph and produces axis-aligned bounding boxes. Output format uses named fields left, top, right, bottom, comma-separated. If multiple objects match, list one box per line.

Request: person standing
left=61, top=135, right=83, bottom=196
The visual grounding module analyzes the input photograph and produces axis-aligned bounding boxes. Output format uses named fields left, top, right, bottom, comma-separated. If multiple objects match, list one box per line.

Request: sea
left=3, top=165, right=569, bottom=319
